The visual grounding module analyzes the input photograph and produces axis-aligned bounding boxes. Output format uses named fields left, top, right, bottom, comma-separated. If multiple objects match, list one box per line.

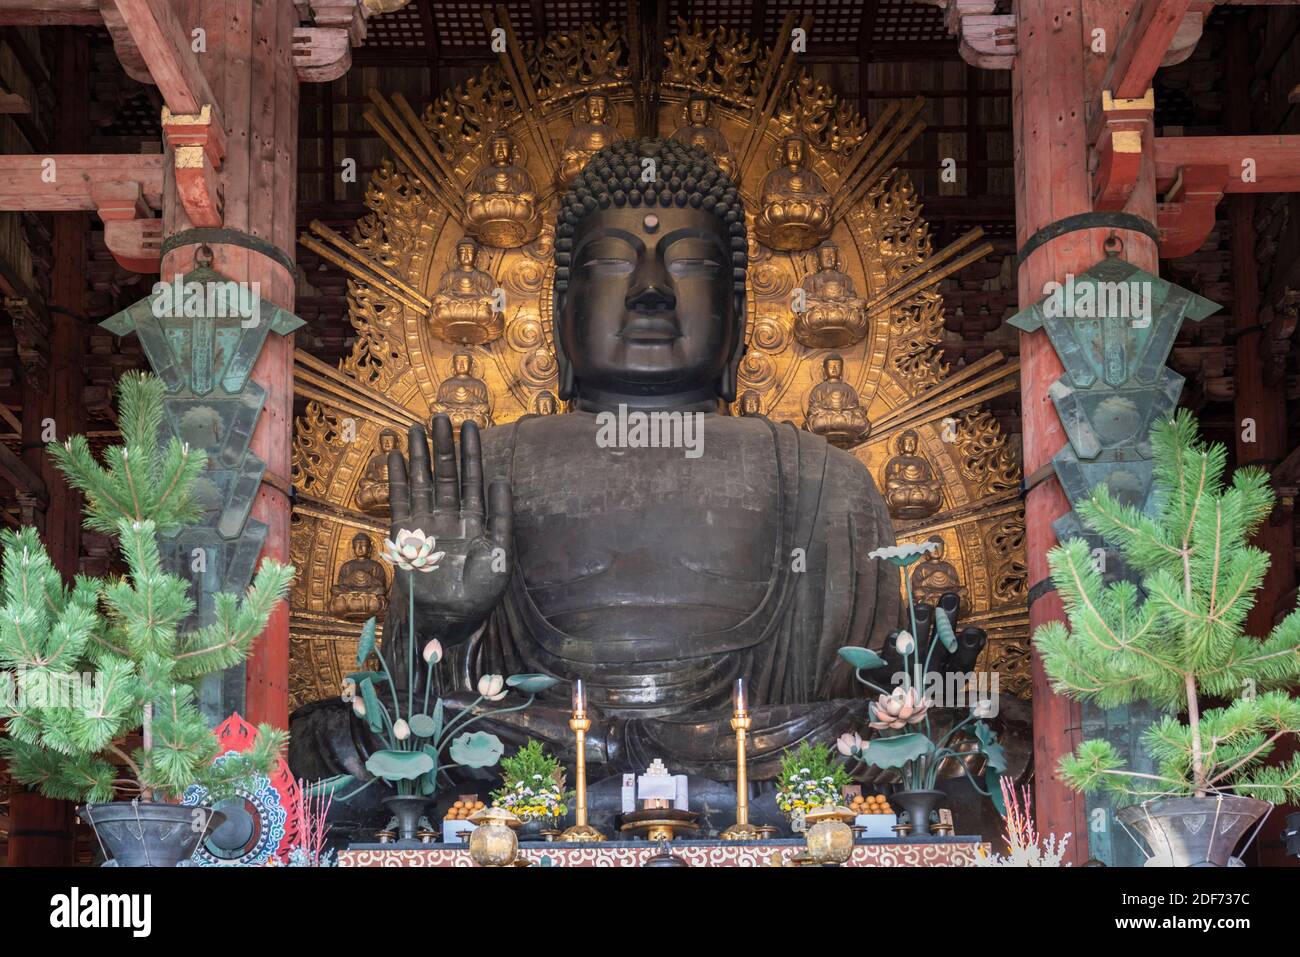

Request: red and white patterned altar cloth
left=339, top=839, right=988, bottom=867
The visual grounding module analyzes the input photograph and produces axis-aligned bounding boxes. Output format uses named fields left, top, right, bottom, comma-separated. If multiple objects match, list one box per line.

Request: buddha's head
left=351, top=533, right=372, bottom=558
left=823, top=353, right=844, bottom=381
left=781, top=135, right=807, bottom=169
left=534, top=391, right=558, bottom=415
left=451, top=351, right=473, bottom=377
left=489, top=133, right=514, bottom=167
left=925, top=534, right=945, bottom=560
left=897, top=428, right=919, bottom=456
left=816, top=241, right=839, bottom=271
left=584, top=92, right=610, bottom=125
left=687, top=96, right=712, bottom=127
left=739, top=389, right=762, bottom=417
left=378, top=428, right=399, bottom=453
left=454, top=237, right=478, bottom=269
left=554, top=137, right=747, bottom=411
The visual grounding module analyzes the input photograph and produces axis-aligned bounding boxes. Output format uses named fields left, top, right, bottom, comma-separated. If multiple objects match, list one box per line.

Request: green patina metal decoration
left=1007, top=254, right=1218, bottom=542
left=1006, top=252, right=1221, bottom=864
left=101, top=264, right=305, bottom=719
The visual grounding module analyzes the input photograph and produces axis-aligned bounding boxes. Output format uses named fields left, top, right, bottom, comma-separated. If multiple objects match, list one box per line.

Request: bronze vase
left=382, top=794, right=432, bottom=843
left=1117, top=795, right=1270, bottom=867
left=889, top=790, right=945, bottom=837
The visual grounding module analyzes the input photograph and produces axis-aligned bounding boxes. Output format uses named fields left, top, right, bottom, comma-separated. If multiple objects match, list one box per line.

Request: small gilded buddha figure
left=755, top=134, right=832, bottom=252
left=533, top=391, right=558, bottom=416
left=431, top=351, right=492, bottom=431
left=911, top=535, right=968, bottom=613
left=558, top=92, right=623, bottom=187
left=670, top=96, right=735, bottom=178
left=430, top=237, right=504, bottom=345
left=356, top=428, right=402, bottom=516
left=794, top=241, right=868, bottom=348
left=465, top=132, right=541, bottom=249
left=883, top=428, right=943, bottom=520
left=737, top=389, right=764, bottom=417
left=328, top=533, right=388, bottom=621
left=804, top=353, right=870, bottom=449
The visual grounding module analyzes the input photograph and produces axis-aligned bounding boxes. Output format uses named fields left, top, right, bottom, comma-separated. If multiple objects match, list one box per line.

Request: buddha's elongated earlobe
left=719, top=289, right=746, bottom=402
left=554, top=287, right=577, bottom=400
left=557, top=349, right=576, bottom=400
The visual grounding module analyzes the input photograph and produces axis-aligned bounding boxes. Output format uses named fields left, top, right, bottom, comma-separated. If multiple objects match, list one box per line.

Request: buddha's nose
left=625, top=278, right=675, bottom=312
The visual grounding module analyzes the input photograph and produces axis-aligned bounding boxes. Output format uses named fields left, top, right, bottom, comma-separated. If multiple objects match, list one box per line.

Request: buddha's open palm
left=386, top=415, right=512, bottom=645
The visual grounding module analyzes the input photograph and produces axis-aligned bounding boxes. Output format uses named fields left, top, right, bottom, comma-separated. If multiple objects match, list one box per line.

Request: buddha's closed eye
left=667, top=258, right=721, bottom=278
left=581, top=257, right=635, bottom=274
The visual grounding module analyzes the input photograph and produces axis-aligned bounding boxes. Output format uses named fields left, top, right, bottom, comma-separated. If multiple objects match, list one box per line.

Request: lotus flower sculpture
left=382, top=528, right=445, bottom=572
left=869, top=686, right=929, bottom=731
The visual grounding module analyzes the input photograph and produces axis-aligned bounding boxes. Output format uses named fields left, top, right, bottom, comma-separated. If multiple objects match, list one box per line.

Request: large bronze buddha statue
left=290, top=139, right=914, bottom=822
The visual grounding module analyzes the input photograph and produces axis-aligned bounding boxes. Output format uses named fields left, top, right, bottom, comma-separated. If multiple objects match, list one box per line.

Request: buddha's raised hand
left=386, top=415, right=512, bottom=645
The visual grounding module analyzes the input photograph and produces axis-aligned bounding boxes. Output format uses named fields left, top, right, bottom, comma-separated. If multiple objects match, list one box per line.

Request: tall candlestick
left=561, top=680, right=604, bottom=842
left=721, top=679, right=763, bottom=841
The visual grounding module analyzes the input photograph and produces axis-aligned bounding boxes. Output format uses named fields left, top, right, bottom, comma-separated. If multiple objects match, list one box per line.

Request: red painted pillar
left=1011, top=0, right=1159, bottom=861
left=158, top=0, right=299, bottom=729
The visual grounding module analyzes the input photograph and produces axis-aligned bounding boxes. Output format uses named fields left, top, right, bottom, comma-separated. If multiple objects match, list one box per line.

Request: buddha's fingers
left=405, top=423, right=434, bottom=516
left=459, top=420, right=485, bottom=527
left=387, top=449, right=411, bottom=526
left=487, top=477, right=513, bottom=552
left=431, top=414, right=460, bottom=510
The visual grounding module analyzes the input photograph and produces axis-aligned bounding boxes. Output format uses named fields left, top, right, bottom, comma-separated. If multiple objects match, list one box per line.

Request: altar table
left=339, top=836, right=988, bottom=867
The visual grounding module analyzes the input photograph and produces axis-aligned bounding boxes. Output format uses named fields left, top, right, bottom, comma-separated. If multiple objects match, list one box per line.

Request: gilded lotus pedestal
left=465, top=193, right=542, bottom=249
left=794, top=300, right=868, bottom=349
left=755, top=199, right=832, bottom=252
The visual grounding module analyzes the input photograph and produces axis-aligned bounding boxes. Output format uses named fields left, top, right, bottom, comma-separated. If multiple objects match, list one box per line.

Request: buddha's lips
left=618, top=316, right=681, bottom=343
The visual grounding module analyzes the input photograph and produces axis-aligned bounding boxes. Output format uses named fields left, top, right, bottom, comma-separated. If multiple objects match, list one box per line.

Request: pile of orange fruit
left=445, top=798, right=486, bottom=820
left=849, top=793, right=893, bottom=816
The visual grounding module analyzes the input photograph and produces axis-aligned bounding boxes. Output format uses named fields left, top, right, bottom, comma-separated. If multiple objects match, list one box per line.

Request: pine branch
left=172, top=561, right=294, bottom=678
left=1, top=372, right=298, bottom=805
left=1034, top=411, right=1300, bottom=801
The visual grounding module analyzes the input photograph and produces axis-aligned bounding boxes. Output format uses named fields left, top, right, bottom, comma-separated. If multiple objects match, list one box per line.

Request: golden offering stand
left=560, top=680, right=606, bottom=842
left=620, top=808, right=701, bottom=842
left=721, top=679, right=765, bottom=841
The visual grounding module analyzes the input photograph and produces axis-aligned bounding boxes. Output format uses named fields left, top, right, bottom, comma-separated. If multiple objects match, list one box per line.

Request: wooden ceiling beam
left=0, top=154, right=164, bottom=211
left=0, top=0, right=98, bottom=26
left=104, top=0, right=220, bottom=117
left=1155, top=135, right=1300, bottom=194
left=1101, top=0, right=1194, bottom=101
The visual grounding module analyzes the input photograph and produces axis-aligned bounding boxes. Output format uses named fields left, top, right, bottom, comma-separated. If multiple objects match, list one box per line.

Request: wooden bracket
left=291, top=1, right=377, bottom=82
left=104, top=220, right=163, bottom=273
left=98, top=0, right=153, bottom=84
left=1156, top=164, right=1228, bottom=258
left=1092, top=89, right=1153, bottom=212
left=920, top=1, right=1016, bottom=70
left=308, top=0, right=369, bottom=44
left=90, top=179, right=162, bottom=272
left=161, top=104, right=225, bottom=227
left=293, top=27, right=353, bottom=83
